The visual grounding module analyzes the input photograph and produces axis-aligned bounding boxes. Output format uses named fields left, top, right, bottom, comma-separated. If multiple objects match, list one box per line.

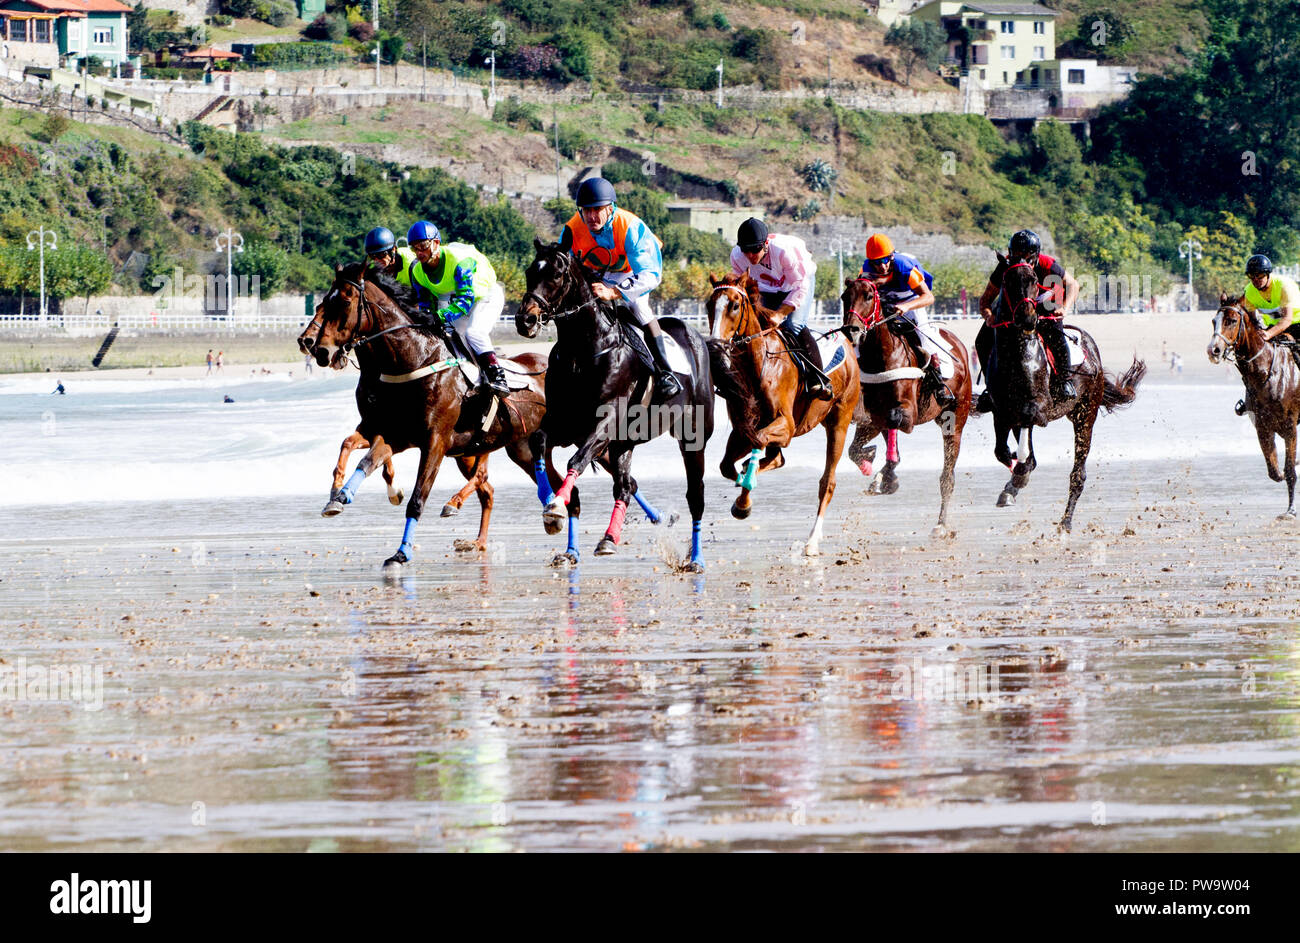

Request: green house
left=0, top=0, right=133, bottom=69
left=297, top=0, right=325, bottom=20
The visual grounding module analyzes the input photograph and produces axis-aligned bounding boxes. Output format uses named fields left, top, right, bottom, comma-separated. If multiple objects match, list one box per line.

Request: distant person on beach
left=53, top=380, right=65, bottom=394
left=216, top=350, right=225, bottom=373
left=223, top=395, right=235, bottom=403
left=206, top=350, right=214, bottom=375
left=304, top=353, right=313, bottom=375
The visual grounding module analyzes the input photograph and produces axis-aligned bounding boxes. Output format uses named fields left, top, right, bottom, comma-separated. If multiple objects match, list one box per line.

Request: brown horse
left=299, top=262, right=557, bottom=572
left=841, top=276, right=971, bottom=536
left=1207, top=294, right=1300, bottom=517
left=300, top=301, right=494, bottom=544
left=705, top=272, right=860, bottom=556
left=987, top=254, right=1146, bottom=531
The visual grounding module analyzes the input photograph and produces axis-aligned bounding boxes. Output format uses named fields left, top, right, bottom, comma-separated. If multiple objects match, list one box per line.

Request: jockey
left=559, top=176, right=682, bottom=400
left=860, top=233, right=955, bottom=409
left=1235, top=254, right=1300, bottom=416
left=364, top=226, right=420, bottom=286
left=730, top=217, right=831, bottom=400
left=405, top=220, right=510, bottom=397
left=974, top=229, right=1079, bottom=411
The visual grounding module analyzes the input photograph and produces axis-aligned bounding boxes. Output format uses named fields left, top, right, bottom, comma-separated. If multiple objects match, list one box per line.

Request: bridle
left=317, top=266, right=420, bottom=356
left=998, top=259, right=1043, bottom=333
left=708, top=283, right=781, bottom=349
left=522, top=252, right=602, bottom=324
left=843, top=277, right=909, bottom=332
left=1212, top=302, right=1269, bottom=365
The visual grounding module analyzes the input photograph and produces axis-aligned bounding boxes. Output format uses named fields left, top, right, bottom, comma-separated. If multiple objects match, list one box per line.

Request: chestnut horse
left=988, top=254, right=1146, bottom=531
left=1207, top=293, right=1300, bottom=517
left=705, top=272, right=859, bottom=556
left=840, top=276, right=971, bottom=536
left=300, top=262, right=558, bottom=572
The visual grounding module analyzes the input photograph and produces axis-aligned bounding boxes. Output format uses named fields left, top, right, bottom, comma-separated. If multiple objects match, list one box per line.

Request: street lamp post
left=26, top=226, right=57, bottom=326
left=486, top=54, right=496, bottom=108
left=215, top=229, right=244, bottom=320
left=372, top=0, right=380, bottom=85
left=1178, top=238, right=1203, bottom=313
left=715, top=59, right=724, bottom=107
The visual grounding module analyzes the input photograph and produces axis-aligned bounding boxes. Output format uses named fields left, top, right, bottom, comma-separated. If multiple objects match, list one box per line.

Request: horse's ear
left=534, top=238, right=545, bottom=252
left=708, top=273, right=721, bottom=287
left=335, top=264, right=343, bottom=274
left=996, top=250, right=1007, bottom=265
left=1220, top=292, right=1229, bottom=304
left=844, top=276, right=857, bottom=288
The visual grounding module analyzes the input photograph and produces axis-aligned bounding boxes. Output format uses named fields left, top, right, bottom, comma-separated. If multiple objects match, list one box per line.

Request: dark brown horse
left=988, top=254, right=1146, bottom=531
left=840, top=276, right=971, bottom=536
left=1207, top=294, right=1300, bottom=517
left=299, top=262, right=557, bottom=572
left=300, top=299, right=490, bottom=536
left=705, top=272, right=859, bottom=556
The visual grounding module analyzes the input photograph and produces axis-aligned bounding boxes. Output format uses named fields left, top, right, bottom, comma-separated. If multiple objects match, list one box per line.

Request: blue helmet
left=364, top=226, right=396, bottom=256
left=407, top=220, right=440, bottom=244
left=576, top=177, right=616, bottom=208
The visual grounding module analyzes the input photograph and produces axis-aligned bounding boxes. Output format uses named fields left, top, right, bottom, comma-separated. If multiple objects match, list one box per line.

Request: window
left=1034, top=46, right=1045, bottom=59
left=1001, top=45, right=1015, bottom=60
left=1000, top=20, right=1015, bottom=33
left=93, top=28, right=113, bottom=44
left=34, top=19, right=50, bottom=43
left=10, top=18, right=27, bottom=42
left=1044, top=69, right=1055, bottom=83
left=1068, top=68, right=1086, bottom=84
left=972, top=45, right=988, bottom=64
left=969, top=19, right=986, bottom=30
left=1033, top=21, right=1045, bottom=35
left=979, top=68, right=986, bottom=79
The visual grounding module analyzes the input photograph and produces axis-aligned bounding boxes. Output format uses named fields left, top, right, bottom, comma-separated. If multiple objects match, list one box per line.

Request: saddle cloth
left=619, top=321, right=693, bottom=377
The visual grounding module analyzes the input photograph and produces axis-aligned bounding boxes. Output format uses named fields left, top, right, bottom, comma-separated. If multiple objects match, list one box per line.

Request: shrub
left=492, top=97, right=543, bottom=132
left=35, top=112, right=70, bottom=143
left=794, top=199, right=821, bottom=221
left=267, top=0, right=295, bottom=28
left=349, top=21, right=375, bottom=42
left=799, top=159, right=838, bottom=193
left=512, top=43, right=562, bottom=78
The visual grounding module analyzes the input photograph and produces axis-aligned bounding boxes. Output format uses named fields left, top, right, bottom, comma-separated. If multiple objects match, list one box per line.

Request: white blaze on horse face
left=1208, top=310, right=1226, bottom=361
left=1017, top=428, right=1030, bottom=464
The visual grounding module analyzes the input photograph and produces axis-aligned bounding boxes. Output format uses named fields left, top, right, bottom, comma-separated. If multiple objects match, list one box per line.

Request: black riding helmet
left=1009, top=229, right=1041, bottom=260
left=576, top=177, right=616, bottom=208
left=737, top=217, right=769, bottom=253
left=1246, top=254, right=1273, bottom=276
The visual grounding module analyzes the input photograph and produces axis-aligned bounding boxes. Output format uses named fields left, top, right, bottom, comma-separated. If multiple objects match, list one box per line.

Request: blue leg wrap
left=633, top=490, right=660, bottom=524
left=690, top=519, right=703, bottom=563
left=534, top=457, right=554, bottom=505
left=566, top=514, right=579, bottom=560
left=398, top=517, right=417, bottom=557
left=341, top=467, right=367, bottom=503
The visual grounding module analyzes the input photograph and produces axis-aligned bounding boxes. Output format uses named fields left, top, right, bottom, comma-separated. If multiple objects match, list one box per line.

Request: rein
left=710, top=284, right=783, bottom=349
left=1214, top=304, right=1270, bottom=366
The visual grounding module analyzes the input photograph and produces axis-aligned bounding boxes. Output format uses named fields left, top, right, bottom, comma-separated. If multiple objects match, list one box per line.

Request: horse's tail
left=705, top=338, right=762, bottom=443
left=1101, top=356, right=1146, bottom=413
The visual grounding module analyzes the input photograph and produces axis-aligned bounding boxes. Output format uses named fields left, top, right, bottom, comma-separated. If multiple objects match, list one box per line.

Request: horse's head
left=999, top=252, right=1041, bottom=333
left=519, top=239, right=575, bottom=339
left=303, top=262, right=375, bottom=369
left=840, top=275, right=881, bottom=337
left=706, top=271, right=763, bottom=342
left=1208, top=293, right=1253, bottom=364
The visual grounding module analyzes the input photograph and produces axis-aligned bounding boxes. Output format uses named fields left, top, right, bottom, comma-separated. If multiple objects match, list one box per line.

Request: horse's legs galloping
left=543, top=405, right=618, bottom=532
left=323, top=430, right=369, bottom=515
left=847, top=418, right=880, bottom=477
left=442, top=455, right=487, bottom=518
left=995, top=416, right=1020, bottom=507
left=385, top=435, right=449, bottom=572
left=379, top=457, right=403, bottom=506
left=680, top=435, right=707, bottom=571
left=806, top=401, right=852, bottom=556
left=449, top=455, right=495, bottom=552
left=595, top=444, right=635, bottom=556
left=1279, top=425, right=1297, bottom=518
left=1256, top=421, right=1284, bottom=483
left=936, top=416, right=965, bottom=536
left=1059, top=400, right=1098, bottom=532
left=531, top=428, right=582, bottom=565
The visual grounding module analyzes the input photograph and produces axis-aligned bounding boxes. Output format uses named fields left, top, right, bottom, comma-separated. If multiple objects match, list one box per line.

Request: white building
left=909, top=1, right=1059, bottom=90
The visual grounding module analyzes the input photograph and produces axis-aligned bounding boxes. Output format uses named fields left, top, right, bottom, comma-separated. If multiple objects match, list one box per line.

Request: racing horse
left=299, top=299, right=492, bottom=536
left=1207, top=293, right=1300, bottom=517
left=986, top=253, right=1146, bottom=531
left=840, top=276, right=971, bottom=536
left=518, top=240, right=714, bottom=571
left=705, top=272, right=859, bottom=556
left=300, top=262, right=561, bottom=572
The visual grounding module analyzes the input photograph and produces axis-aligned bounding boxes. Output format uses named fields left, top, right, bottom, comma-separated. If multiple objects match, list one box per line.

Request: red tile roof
left=14, top=0, right=132, bottom=13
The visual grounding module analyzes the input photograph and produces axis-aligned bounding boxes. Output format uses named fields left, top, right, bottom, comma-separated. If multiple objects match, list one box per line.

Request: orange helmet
left=865, top=233, right=894, bottom=261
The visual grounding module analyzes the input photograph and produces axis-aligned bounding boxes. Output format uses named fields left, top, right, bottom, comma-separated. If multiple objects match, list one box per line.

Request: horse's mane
left=713, top=271, right=773, bottom=327
left=335, top=260, right=424, bottom=323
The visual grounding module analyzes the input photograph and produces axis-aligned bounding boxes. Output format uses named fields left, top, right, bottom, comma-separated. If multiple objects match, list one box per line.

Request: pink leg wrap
left=554, top=469, right=579, bottom=505
left=886, top=428, right=900, bottom=463
left=605, top=499, right=628, bottom=543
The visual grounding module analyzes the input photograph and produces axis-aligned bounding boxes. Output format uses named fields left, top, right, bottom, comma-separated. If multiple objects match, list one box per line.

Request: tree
left=233, top=241, right=290, bottom=296
left=885, top=21, right=946, bottom=86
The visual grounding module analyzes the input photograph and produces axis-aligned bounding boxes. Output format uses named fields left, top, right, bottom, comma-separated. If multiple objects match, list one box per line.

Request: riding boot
left=1042, top=324, right=1077, bottom=400
left=649, top=334, right=684, bottom=400
left=796, top=326, right=833, bottom=400
left=476, top=350, right=510, bottom=397
left=973, top=322, right=995, bottom=411
left=926, top=354, right=956, bottom=409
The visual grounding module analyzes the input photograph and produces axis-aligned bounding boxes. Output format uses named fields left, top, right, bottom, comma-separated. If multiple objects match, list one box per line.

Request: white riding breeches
left=909, top=306, right=952, bottom=378
left=450, top=283, right=503, bottom=356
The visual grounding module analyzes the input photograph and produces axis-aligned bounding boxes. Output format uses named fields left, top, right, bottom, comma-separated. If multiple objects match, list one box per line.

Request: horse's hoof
left=595, top=536, right=617, bottom=556
left=665, top=511, right=680, bottom=527
left=866, top=474, right=882, bottom=495
left=880, top=477, right=900, bottom=496
left=541, top=502, right=566, bottom=535
left=997, top=491, right=1015, bottom=508
left=550, top=551, right=578, bottom=568
left=321, top=500, right=345, bottom=517
left=452, top=538, right=482, bottom=552
left=440, top=503, right=459, bottom=518
left=1057, top=521, right=1073, bottom=534
left=1278, top=509, right=1297, bottom=521
left=931, top=524, right=955, bottom=539
left=730, top=500, right=752, bottom=520
left=803, top=543, right=821, bottom=557
left=389, top=491, right=404, bottom=506
left=682, top=560, right=704, bottom=574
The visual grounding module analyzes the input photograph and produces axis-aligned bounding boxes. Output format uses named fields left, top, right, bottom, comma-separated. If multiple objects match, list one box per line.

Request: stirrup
left=1055, top=378, right=1077, bottom=400
left=1235, top=398, right=1249, bottom=416
left=975, top=390, right=994, bottom=413
left=655, top=370, right=683, bottom=400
